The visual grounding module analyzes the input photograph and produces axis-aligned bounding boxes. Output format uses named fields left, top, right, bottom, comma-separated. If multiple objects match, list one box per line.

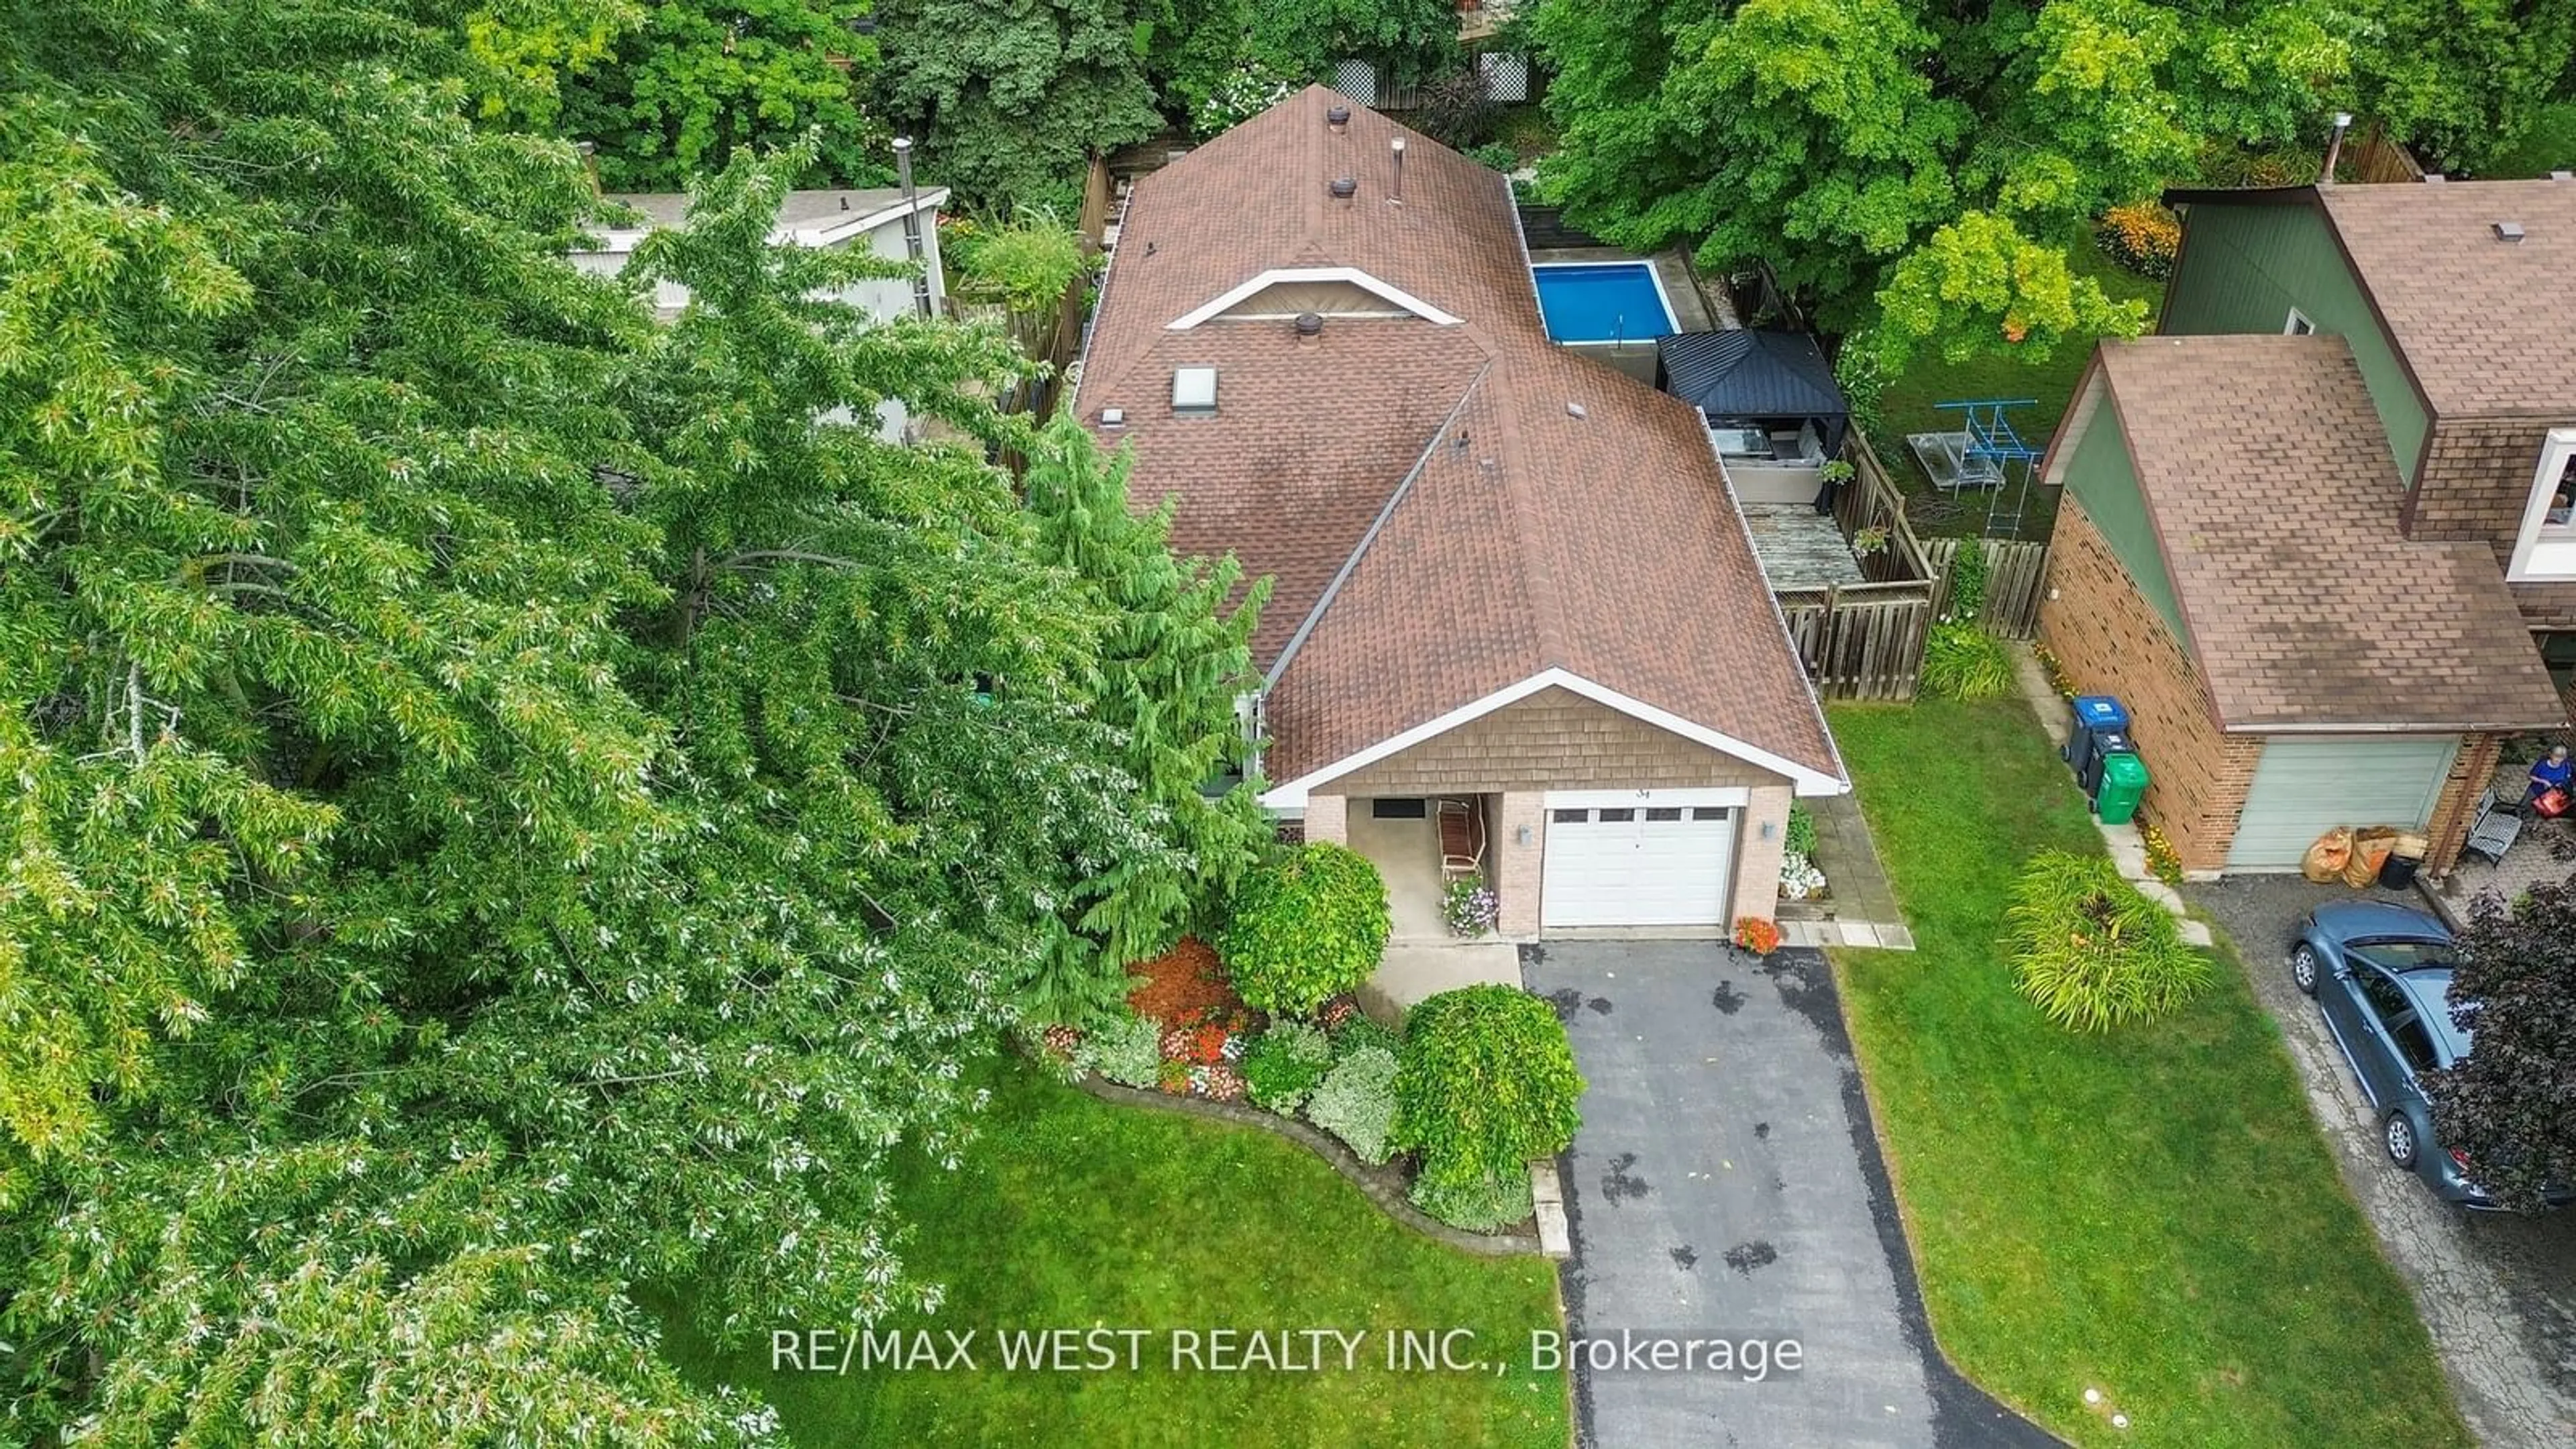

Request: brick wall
left=2039, top=502, right=2261, bottom=871
left=2424, top=731, right=2502, bottom=875
left=1303, top=794, right=1348, bottom=846
left=1332, top=687, right=1790, bottom=797
left=2401, top=416, right=2569, bottom=555
left=1495, top=792, right=1544, bottom=936
left=1733, top=786, right=1792, bottom=927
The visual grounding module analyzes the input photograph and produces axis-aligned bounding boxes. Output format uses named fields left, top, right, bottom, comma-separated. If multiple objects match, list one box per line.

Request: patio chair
left=2463, top=786, right=2522, bottom=865
left=1437, top=798, right=1487, bottom=882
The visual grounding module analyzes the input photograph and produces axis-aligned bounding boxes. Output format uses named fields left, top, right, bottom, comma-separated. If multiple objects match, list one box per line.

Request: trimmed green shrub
left=1943, top=537, right=1990, bottom=621
left=1921, top=622, right=2017, bottom=700
left=1242, top=1022, right=1334, bottom=1113
left=1391, top=986, right=1582, bottom=1202
left=1410, top=1169, right=1536, bottom=1233
left=1305, top=1044, right=1400, bottom=1165
left=1220, top=843, right=1391, bottom=1018
left=2004, top=851, right=2214, bottom=1031
left=1330, top=1010, right=1401, bottom=1061
left=1073, top=1012, right=1163, bottom=1088
left=1464, top=142, right=1520, bottom=173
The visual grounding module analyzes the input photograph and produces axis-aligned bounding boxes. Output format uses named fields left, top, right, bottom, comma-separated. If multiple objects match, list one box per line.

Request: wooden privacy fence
left=1775, top=583, right=1933, bottom=701
left=1921, top=537, right=2048, bottom=639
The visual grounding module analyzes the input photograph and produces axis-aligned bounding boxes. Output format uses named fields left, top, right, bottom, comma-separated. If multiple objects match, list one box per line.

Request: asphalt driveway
left=1522, top=939, right=2053, bottom=1448
left=2192, top=875, right=2576, bottom=1448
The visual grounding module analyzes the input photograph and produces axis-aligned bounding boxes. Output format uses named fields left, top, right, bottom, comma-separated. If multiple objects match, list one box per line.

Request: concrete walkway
left=1780, top=792, right=1915, bottom=951
left=2008, top=645, right=2214, bottom=947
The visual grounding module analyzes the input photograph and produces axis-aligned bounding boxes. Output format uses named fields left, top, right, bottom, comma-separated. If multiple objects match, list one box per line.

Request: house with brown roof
left=2036, top=176, right=2576, bottom=873
left=1073, top=87, right=1845, bottom=938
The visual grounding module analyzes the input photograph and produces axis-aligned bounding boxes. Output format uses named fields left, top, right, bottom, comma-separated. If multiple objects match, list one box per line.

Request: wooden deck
left=1741, top=502, right=1866, bottom=590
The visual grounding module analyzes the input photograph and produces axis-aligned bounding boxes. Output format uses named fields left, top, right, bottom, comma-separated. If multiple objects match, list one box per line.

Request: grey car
left=2290, top=900, right=2573, bottom=1210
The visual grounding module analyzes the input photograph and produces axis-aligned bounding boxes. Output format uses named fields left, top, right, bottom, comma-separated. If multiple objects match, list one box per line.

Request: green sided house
left=1072, top=88, right=1847, bottom=936
left=2037, top=177, right=2576, bottom=873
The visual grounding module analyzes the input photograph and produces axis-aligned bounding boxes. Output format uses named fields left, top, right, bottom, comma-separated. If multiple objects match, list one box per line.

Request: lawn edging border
left=1071, top=1076, right=1543, bottom=1258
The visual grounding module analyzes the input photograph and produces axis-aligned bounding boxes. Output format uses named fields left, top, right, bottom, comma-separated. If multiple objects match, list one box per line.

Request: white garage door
left=2226, top=735, right=2459, bottom=871
left=1542, top=790, right=1739, bottom=928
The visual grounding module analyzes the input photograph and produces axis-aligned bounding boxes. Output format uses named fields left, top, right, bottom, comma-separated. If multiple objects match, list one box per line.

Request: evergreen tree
left=1018, top=416, right=1272, bottom=1022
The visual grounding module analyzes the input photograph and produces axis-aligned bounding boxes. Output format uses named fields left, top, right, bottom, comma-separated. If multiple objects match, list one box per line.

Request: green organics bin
left=2095, top=751, right=2148, bottom=825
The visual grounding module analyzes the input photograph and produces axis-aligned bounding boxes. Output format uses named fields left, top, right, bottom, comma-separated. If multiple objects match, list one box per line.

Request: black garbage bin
left=2378, top=853, right=2421, bottom=890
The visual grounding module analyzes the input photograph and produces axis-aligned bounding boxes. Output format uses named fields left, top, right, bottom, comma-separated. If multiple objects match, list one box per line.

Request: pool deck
left=1527, top=246, right=1732, bottom=384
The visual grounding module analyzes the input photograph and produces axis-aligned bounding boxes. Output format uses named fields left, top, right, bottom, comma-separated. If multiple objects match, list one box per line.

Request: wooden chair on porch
left=1437, top=798, right=1487, bottom=882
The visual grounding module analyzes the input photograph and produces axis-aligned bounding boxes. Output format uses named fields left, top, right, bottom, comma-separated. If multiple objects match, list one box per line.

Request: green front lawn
left=661, top=1059, right=1568, bottom=1446
left=1872, top=246, right=2166, bottom=540
left=1827, top=699, right=2467, bottom=1449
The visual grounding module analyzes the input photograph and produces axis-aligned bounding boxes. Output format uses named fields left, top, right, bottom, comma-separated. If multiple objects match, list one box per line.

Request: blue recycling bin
left=2065, top=695, right=2131, bottom=782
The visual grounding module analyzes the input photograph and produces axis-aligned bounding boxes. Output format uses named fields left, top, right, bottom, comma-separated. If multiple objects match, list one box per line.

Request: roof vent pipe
left=1294, top=312, right=1324, bottom=345
left=1327, top=105, right=1350, bottom=133
left=2318, top=111, right=2353, bottom=184
left=1329, top=176, right=1357, bottom=199
left=1390, top=137, right=1406, bottom=204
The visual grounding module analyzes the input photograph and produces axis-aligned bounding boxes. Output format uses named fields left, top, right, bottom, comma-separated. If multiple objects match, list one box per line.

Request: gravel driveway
left=2190, top=875, right=2576, bottom=1448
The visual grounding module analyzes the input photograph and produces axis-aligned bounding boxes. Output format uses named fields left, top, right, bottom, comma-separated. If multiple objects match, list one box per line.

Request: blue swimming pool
left=1532, top=262, right=1676, bottom=344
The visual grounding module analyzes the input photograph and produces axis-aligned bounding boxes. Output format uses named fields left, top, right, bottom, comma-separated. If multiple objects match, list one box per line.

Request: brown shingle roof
left=1079, top=87, right=1839, bottom=786
left=2093, top=335, right=2561, bottom=731
left=2316, top=180, right=2576, bottom=417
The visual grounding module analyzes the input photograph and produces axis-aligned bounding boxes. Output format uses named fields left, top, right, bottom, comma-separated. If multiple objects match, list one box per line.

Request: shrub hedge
left=1305, top=1044, right=1400, bottom=1165
left=1391, top=986, right=1582, bottom=1218
left=1242, top=1022, right=1335, bottom=1113
left=1220, top=843, right=1391, bottom=1018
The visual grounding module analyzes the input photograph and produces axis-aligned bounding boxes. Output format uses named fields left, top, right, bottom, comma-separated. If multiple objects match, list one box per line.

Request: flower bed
left=1048, top=945, right=1580, bottom=1237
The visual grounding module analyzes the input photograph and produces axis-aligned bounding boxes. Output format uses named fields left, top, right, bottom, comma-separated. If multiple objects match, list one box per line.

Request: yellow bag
left=2301, top=826, right=2353, bottom=884
left=2346, top=827, right=2398, bottom=889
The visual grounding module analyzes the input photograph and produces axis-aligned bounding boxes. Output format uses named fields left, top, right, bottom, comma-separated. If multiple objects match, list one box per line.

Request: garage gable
left=1319, top=684, right=1792, bottom=798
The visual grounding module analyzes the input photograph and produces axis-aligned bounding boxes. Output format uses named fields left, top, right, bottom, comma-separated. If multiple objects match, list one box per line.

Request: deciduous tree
left=2429, top=879, right=2576, bottom=1212
left=560, top=0, right=892, bottom=189
left=871, top=0, right=1163, bottom=213
left=1530, top=0, right=2346, bottom=368
left=2348, top=0, right=2576, bottom=174
left=1, top=1, right=1233, bottom=1434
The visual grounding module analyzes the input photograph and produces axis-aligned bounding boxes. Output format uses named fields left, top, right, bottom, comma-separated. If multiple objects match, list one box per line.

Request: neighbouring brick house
left=2038, top=176, right=2576, bottom=873
left=1073, top=87, right=1845, bottom=938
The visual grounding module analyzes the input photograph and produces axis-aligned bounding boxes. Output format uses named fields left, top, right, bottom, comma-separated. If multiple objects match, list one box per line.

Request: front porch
left=1342, top=796, right=1521, bottom=1017
left=2428, top=755, right=2576, bottom=920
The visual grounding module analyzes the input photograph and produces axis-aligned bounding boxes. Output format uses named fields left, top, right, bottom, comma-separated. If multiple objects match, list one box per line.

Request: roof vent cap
left=1327, top=105, right=1350, bottom=131
left=2554, top=170, right=2575, bottom=182
left=1293, top=312, right=1324, bottom=341
left=2424, top=172, right=2447, bottom=184
left=1173, top=366, right=1218, bottom=416
left=1566, top=401, right=1588, bottom=420
left=1100, top=407, right=1126, bottom=427
left=1329, top=176, right=1357, bottom=199
left=2496, top=221, right=2527, bottom=243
